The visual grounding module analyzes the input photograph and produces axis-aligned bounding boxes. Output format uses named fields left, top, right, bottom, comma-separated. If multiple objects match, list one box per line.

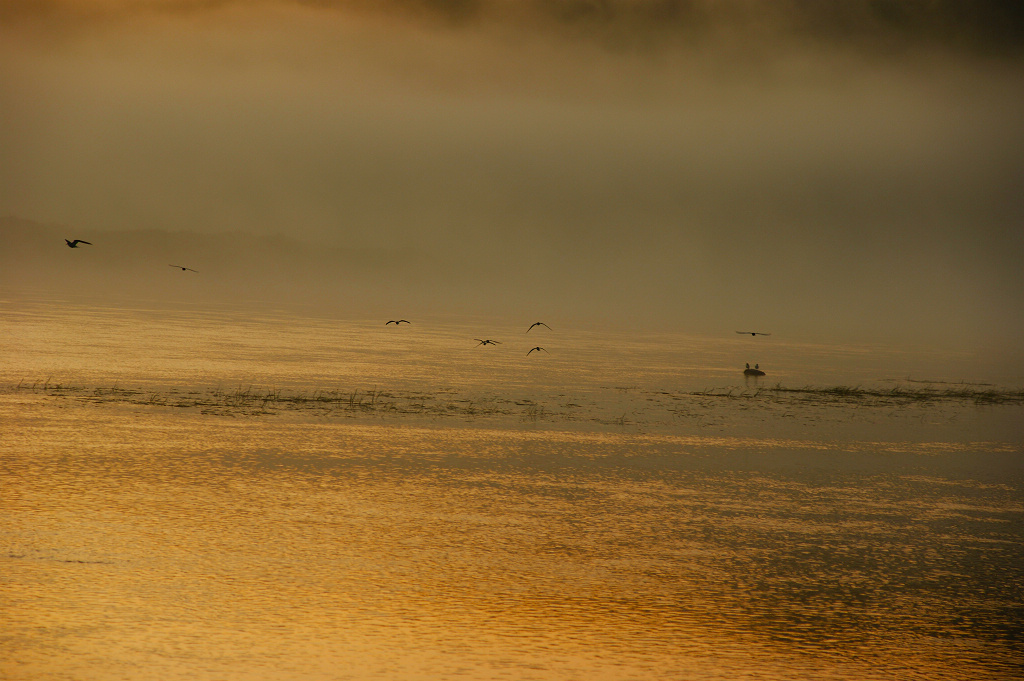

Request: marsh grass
left=10, top=381, right=529, bottom=420
left=765, top=384, right=1024, bottom=405
left=9, top=378, right=1023, bottom=428
left=658, top=383, right=1024, bottom=406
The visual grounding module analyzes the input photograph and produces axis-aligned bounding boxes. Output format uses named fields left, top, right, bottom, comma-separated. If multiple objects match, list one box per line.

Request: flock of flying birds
left=386, top=319, right=551, bottom=354
left=65, top=237, right=771, bottom=362
left=67, top=238, right=197, bottom=272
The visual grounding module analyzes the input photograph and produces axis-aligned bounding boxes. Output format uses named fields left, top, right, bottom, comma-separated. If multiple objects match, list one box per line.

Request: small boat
left=743, top=368, right=766, bottom=376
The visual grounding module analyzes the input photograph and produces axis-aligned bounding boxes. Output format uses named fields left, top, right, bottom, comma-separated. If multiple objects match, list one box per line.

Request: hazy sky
left=2, top=1, right=1022, bottom=354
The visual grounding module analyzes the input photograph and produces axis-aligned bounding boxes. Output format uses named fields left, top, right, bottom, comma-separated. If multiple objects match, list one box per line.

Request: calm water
left=2, top=300, right=1023, bottom=680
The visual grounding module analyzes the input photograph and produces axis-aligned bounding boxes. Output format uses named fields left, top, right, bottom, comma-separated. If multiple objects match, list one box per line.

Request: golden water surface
left=2, top=302, right=1022, bottom=680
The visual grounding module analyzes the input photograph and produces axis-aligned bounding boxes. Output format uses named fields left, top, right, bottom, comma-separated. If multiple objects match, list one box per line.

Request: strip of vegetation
left=10, top=381, right=533, bottom=420
left=9, top=379, right=1021, bottom=431
left=766, top=384, right=1024, bottom=405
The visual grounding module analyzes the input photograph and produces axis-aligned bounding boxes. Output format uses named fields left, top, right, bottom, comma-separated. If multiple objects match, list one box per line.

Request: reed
left=766, top=384, right=1024, bottom=404
left=10, top=378, right=1023, bottom=428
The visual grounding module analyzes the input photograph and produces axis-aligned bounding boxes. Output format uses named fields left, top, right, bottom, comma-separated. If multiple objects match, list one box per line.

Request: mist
left=2, top=1, right=1022, bottom=357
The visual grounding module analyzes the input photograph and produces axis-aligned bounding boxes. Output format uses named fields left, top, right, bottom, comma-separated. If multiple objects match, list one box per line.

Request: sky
left=2, top=1, right=1023, bottom=356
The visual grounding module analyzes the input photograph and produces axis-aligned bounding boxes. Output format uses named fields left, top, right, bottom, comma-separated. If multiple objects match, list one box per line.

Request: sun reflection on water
left=3, top=397, right=1022, bottom=680
left=2, top=303, right=1022, bottom=679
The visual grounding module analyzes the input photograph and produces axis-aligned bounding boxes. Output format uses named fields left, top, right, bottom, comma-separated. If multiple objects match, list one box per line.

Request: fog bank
left=2, top=1, right=1022, bottom=358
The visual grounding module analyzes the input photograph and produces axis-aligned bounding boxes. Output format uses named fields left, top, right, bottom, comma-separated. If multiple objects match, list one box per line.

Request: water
left=2, top=300, right=1022, bottom=680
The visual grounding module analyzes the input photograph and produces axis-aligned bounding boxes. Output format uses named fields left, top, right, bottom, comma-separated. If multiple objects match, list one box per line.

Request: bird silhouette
left=475, top=339, right=501, bottom=346
left=527, top=322, right=551, bottom=333
left=736, top=331, right=771, bottom=336
left=385, top=320, right=410, bottom=325
left=527, top=346, right=547, bottom=355
left=65, top=239, right=92, bottom=248
left=169, top=265, right=197, bottom=272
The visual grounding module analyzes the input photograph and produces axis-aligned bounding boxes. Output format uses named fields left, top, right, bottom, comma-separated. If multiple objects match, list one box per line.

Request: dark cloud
left=4, top=1, right=1023, bottom=57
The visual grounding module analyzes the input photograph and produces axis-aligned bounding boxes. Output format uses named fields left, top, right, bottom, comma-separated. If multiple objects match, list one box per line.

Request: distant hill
left=0, top=216, right=452, bottom=315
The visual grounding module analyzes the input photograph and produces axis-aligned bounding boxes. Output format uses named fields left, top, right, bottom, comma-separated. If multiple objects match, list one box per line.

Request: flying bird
left=527, top=346, right=547, bottom=355
left=475, top=339, right=501, bottom=346
left=736, top=331, right=771, bottom=336
left=386, top=320, right=410, bottom=325
left=527, top=322, right=551, bottom=333
left=65, top=239, right=92, bottom=248
left=170, top=265, right=197, bottom=272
